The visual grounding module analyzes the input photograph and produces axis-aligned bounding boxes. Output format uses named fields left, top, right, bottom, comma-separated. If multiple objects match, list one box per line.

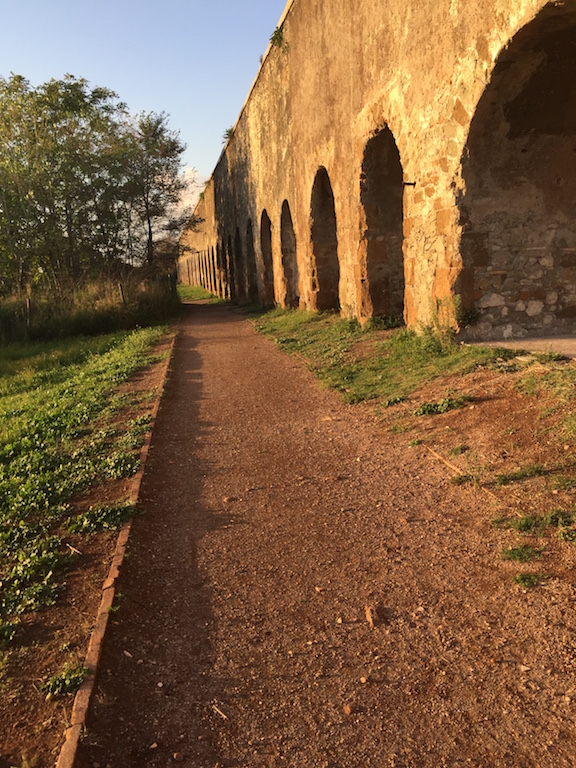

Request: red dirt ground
left=65, top=303, right=576, bottom=768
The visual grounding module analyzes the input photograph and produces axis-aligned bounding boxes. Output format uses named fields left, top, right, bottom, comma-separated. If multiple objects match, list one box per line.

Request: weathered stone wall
left=179, top=0, right=576, bottom=339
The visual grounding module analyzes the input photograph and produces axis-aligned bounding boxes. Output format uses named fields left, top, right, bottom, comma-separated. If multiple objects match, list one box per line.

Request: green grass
left=501, top=544, right=542, bottom=562
left=551, top=475, right=576, bottom=492
left=513, top=572, right=547, bottom=588
left=448, top=445, right=469, bottom=456
left=253, top=309, right=516, bottom=404
left=516, top=358, right=576, bottom=439
left=177, top=284, right=224, bottom=302
left=492, top=509, right=573, bottom=533
left=413, top=395, right=472, bottom=416
left=67, top=502, right=138, bottom=534
left=0, top=327, right=166, bottom=640
left=41, top=663, right=87, bottom=697
left=494, top=462, right=546, bottom=486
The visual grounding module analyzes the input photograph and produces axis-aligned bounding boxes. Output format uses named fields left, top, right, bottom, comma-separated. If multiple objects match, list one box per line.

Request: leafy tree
left=121, top=112, right=190, bottom=268
left=0, top=74, right=191, bottom=296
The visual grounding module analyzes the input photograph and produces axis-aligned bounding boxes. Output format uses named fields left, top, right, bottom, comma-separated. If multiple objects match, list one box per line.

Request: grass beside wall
left=177, top=284, right=225, bottom=302
left=253, top=308, right=516, bottom=404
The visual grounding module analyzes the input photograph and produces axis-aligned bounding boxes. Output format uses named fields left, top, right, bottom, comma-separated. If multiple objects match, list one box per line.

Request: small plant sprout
left=513, top=572, right=547, bottom=589
left=270, top=26, right=289, bottom=52
left=451, top=473, right=472, bottom=486
left=41, top=664, right=87, bottom=698
left=501, top=544, right=542, bottom=563
left=413, top=395, right=472, bottom=416
left=494, top=462, right=546, bottom=486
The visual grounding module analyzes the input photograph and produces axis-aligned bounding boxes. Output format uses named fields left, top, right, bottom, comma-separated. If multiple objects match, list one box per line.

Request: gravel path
left=76, top=303, right=576, bottom=768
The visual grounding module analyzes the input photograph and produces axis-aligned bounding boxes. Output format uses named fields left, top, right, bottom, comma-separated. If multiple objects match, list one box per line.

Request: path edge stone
left=55, top=332, right=177, bottom=768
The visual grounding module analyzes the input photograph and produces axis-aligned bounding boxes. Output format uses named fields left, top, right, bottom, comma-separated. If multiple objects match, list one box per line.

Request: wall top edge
left=210, top=0, right=296, bottom=179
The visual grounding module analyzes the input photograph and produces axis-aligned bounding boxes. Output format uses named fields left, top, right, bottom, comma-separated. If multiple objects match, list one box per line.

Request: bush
left=0, top=276, right=179, bottom=343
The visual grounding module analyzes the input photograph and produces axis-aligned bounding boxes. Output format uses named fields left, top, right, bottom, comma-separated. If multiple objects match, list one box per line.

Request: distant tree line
left=0, top=74, right=192, bottom=297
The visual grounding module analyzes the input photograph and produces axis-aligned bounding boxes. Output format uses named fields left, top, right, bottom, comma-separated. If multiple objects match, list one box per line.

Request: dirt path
left=76, top=304, right=576, bottom=768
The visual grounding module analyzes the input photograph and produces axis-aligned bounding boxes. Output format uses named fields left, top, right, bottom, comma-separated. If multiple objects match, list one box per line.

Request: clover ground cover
left=0, top=327, right=167, bottom=646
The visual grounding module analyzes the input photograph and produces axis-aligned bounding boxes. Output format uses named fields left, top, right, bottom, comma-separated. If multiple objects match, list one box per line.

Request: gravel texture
left=76, top=303, right=576, bottom=768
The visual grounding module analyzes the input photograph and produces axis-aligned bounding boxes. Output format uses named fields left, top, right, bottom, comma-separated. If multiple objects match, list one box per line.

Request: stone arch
left=227, top=235, right=236, bottom=301
left=246, top=220, right=259, bottom=303
left=216, top=242, right=227, bottom=298
left=358, top=127, right=404, bottom=320
left=458, top=3, right=576, bottom=339
left=260, top=210, right=275, bottom=306
left=280, top=200, right=299, bottom=308
left=234, top=227, right=246, bottom=301
left=210, top=246, right=217, bottom=295
left=201, top=250, right=208, bottom=289
left=309, top=167, right=340, bottom=311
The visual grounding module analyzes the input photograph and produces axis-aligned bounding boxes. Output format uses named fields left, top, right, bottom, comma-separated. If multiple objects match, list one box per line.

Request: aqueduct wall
left=178, top=0, right=576, bottom=340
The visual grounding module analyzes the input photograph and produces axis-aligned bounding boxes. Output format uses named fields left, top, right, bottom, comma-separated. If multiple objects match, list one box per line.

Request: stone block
left=526, top=300, right=543, bottom=316
left=478, top=292, right=505, bottom=308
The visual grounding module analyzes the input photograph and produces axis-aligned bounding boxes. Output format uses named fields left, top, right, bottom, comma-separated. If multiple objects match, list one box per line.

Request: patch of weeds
left=552, top=475, right=576, bottom=492
left=558, top=528, right=576, bottom=543
left=501, top=544, right=542, bottom=562
left=534, top=352, right=566, bottom=364
left=451, top=473, right=473, bottom=486
left=41, top=664, right=87, bottom=697
left=383, top=395, right=406, bottom=407
left=516, top=374, right=541, bottom=398
left=101, top=449, right=140, bottom=479
left=364, top=315, right=403, bottom=331
left=389, top=422, right=412, bottom=434
left=457, top=307, right=480, bottom=328
left=513, top=572, right=547, bottom=588
left=544, top=509, right=574, bottom=527
left=494, top=462, right=546, bottom=486
left=448, top=445, right=468, bottom=456
left=0, top=621, right=18, bottom=647
left=270, top=25, right=289, bottom=52
left=492, top=515, right=540, bottom=532
left=492, top=509, right=573, bottom=533
left=409, top=438, right=422, bottom=447
left=67, top=502, right=137, bottom=534
left=413, top=395, right=472, bottom=416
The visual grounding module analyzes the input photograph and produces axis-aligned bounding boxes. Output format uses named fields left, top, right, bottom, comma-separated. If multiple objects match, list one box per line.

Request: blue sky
left=0, top=0, right=288, bottom=187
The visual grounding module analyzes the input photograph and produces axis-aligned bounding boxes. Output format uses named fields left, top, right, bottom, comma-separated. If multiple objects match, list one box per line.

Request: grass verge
left=177, top=284, right=225, bottom=303
left=253, top=308, right=515, bottom=404
left=0, top=326, right=168, bottom=644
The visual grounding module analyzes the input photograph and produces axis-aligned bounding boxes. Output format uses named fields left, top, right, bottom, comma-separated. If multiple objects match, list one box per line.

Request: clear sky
left=0, top=0, right=288, bottom=188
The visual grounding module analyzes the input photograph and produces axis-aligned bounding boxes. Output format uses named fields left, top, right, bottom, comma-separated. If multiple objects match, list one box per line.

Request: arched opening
left=234, top=227, right=246, bottom=302
left=310, top=168, right=340, bottom=311
left=201, top=251, right=208, bottom=289
left=216, top=242, right=225, bottom=298
left=246, top=220, right=259, bottom=303
left=280, top=201, right=299, bottom=308
left=210, top=246, right=217, bottom=295
left=226, top=235, right=236, bottom=301
left=260, top=210, right=275, bottom=306
left=359, top=127, right=404, bottom=319
left=458, top=4, right=576, bottom=339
